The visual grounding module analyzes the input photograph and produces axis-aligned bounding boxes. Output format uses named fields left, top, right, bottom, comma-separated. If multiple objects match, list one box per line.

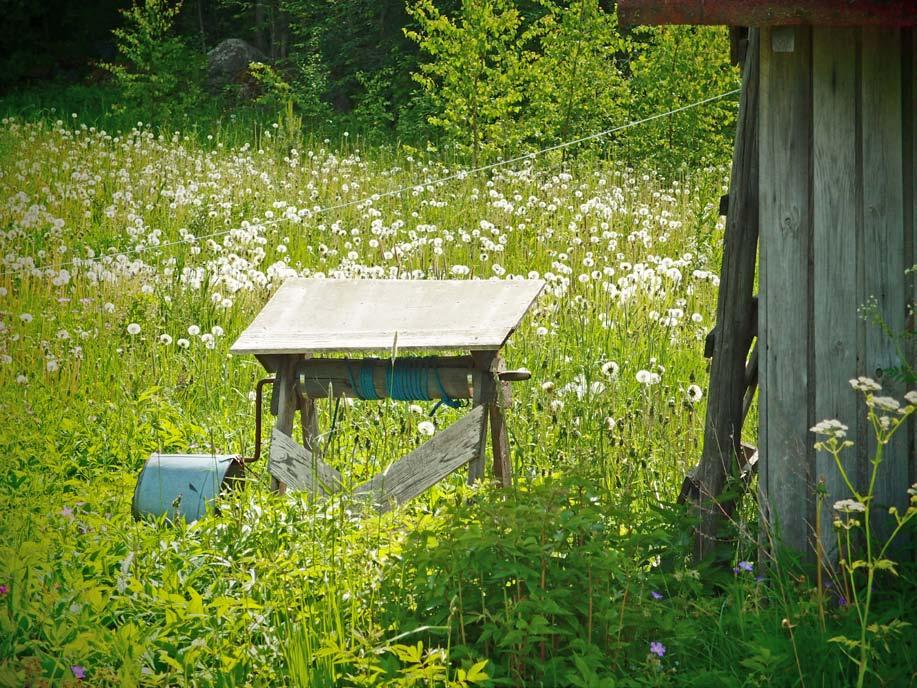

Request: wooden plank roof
left=617, top=1, right=917, bottom=26
left=230, top=278, right=545, bottom=355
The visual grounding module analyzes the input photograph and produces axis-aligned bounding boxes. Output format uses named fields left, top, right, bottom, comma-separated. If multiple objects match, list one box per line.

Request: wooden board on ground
left=269, top=427, right=343, bottom=494
left=354, top=404, right=487, bottom=512
left=230, top=279, right=545, bottom=357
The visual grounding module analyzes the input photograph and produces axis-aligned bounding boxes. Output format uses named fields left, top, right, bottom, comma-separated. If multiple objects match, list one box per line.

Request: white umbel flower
left=810, top=419, right=848, bottom=438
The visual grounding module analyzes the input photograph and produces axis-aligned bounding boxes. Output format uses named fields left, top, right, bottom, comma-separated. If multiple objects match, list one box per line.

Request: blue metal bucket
left=132, top=453, right=243, bottom=523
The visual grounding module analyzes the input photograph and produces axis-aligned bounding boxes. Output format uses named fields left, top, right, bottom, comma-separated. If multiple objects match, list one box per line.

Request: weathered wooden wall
left=759, top=26, right=915, bottom=558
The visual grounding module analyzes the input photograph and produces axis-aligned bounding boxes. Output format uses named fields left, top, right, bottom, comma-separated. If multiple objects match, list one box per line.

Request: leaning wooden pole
left=693, top=29, right=760, bottom=561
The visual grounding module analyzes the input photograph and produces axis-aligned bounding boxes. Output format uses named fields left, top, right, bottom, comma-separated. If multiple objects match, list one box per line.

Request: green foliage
left=404, top=2, right=738, bottom=171
left=406, top=0, right=535, bottom=164
left=522, top=0, right=629, bottom=152
left=813, top=386, right=917, bottom=688
left=103, top=0, right=205, bottom=123
left=625, top=25, right=738, bottom=170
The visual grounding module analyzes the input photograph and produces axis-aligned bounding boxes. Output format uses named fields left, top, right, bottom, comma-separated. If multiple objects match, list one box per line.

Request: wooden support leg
left=490, top=378, right=513, bottom=487
left=468, top=350, right=512, bottom=486
left=466, top=365, right=490, bottom=485
left=299, top=392, right=320, bottom=458
left=272, top=357, right=298, bottom=494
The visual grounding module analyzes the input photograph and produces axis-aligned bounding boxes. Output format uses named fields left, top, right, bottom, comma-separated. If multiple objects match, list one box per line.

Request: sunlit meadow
left=1, top=116, right=911, bottom=687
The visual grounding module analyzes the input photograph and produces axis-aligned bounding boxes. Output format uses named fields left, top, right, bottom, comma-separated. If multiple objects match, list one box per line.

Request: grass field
left=0, top=115, right=914, bottom=687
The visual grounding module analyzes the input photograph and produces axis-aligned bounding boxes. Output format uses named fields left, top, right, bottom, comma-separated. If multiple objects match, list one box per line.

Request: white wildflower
left=601, top=361, right=619, bottom=379
left=867, top=396, right=900, bottom=413
left=417, top=421, right=435, bottom=437
left=810, top=419, right=848, bottom=439
left=849, top=377, right=881, bottom=393
left=177, top=338, right=190, bottom=349
left=636, top=369, right=660, bottom=386
left=833, top=499, right=866, bottom=513
left=126, top=323, right=141, bottom=336
left=159, top=334, right=173, bottom=345
left=686, top=384, right=703, bottom=404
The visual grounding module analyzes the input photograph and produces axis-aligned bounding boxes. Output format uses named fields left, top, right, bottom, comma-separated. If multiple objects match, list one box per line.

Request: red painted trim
left=618, top=1, right=917, bottom=27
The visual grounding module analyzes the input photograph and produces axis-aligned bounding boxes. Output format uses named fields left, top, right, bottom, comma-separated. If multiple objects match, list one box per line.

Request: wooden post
left=908, top=29, right=917, bottom=519
left=490, top=355, right=513, bottom=487
left=467, top=351, right=497, bottom=484
left=271, top=356, right=298, bottom=494
left=812, top=26, right=858, bottom=565
left=759, top=25, right=813, bottom=555
left=299, top=393, right=320, bottom=457
left=861, top=28, right=908, bottom=544
left=692, top=28, right=760, bottom=561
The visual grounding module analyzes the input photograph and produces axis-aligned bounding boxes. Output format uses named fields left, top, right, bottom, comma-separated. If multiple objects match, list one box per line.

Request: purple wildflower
left=650, top=641, right=666, bottom=658
left=0, top=584, right=7, bottom=595
left=650, top=591, right=664, bottom=600
left=734, top=560, right=754, bottom=574
left=71, top=665, right=86, bottom=680
left=838, top=595, right=847, bottom=607
left=60, top=506, right=74, bottom=520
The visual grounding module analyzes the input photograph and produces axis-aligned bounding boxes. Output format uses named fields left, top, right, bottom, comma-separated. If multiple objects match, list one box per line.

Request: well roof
left=230, top=278, right=545, bottom=355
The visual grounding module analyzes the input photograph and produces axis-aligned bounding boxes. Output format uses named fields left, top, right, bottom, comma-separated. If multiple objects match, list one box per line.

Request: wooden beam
left=812, top=26, right=859, bottom=565
left=618, top=1, right=917, bottom=27
left=270, top=356, right=298, bottom=494
left=692, top=28, right=760, bottom=561
left=861, top=27, right=908, bottom=543
left=488, top=355, right=513, bottom=487
left=298, top=392, right=320, bottom=457
left=759, top=25, right=813, bottom=555
left=467, top=351, right=499, bottom=484
left=353, top=405, right=488, bottom=512
left=908, top=29, right=917, bottom=508
left=269, top=428, right=342, bottom=495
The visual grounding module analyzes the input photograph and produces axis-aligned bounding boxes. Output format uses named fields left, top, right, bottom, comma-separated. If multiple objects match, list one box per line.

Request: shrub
left=104, top=0, right=205, bottom=123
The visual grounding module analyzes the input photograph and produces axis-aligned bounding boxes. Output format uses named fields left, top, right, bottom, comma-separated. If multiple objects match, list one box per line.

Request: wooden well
left=231, top=278, right=544, bottom=510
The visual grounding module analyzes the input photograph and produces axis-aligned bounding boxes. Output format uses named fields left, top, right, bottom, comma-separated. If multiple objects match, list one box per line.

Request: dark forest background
left=0, top=0, right=739, bottom=170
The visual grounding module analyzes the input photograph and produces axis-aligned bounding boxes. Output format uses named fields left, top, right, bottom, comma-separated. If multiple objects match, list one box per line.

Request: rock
left=206, top=39, right=267, bottom=94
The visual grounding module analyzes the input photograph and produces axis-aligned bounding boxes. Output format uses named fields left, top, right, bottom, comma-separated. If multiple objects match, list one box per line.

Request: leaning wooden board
left=230, top=278, right=545, bottom=355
